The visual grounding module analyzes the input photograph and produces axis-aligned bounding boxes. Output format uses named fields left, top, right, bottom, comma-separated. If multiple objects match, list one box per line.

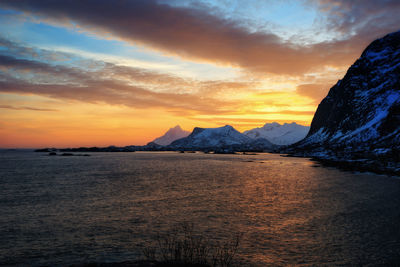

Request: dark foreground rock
left=70, top=261, right=157, bottom=267
left=70, top=260, right=210, bottom=267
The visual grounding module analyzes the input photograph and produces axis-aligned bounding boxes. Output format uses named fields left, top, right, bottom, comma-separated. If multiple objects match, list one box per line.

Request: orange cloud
left=296, top=83, right=330, bottom=103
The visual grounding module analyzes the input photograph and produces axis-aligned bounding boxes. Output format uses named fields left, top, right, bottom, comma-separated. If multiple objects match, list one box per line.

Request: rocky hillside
left=291, top=30, right=400, bottom=174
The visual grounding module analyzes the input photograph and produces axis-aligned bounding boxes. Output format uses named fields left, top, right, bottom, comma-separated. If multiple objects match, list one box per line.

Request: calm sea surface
left=1, top=151, right=400, bottom=266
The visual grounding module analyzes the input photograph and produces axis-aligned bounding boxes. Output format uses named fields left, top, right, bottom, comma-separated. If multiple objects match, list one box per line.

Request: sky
left=0, top=0, right=399, bottom=148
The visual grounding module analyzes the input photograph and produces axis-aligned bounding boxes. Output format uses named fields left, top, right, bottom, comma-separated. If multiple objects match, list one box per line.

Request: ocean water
left=0, top=151, right=400, bottom=266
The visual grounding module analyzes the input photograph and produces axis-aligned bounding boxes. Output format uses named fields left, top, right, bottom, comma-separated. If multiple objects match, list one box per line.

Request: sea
left=1, top=151, right=400, bottom=266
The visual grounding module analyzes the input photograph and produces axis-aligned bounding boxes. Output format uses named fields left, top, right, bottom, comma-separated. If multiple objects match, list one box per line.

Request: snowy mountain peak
left=264, top=122, right=280, bottom=128
left=169, top=125, right=274, bottom=150
left=151, top=125, right=190, bottom=146
left=222, top=125, right=234, bottom=129
left=244, top=122, right=309, bottom=145
left=191, top=127, right=205, bottom=135
left=172, top=125, right=182, bottom=130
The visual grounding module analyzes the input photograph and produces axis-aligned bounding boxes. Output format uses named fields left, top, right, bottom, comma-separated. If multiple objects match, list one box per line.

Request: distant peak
left=263, top=122, right=280, bottom=127
left=259, top=122, right=308, bottom=130
left=167, top=125, right=190, bottom=134
left=191, top=127, right=205, bottom=135
left=152, top=125, right=190, bottom=146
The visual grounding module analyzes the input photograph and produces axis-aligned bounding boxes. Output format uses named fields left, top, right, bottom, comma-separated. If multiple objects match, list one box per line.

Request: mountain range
left=170, top=125, right=250, bottom=148
left=151, top=122, right=309, bottom=148
left=169, top=125, right=275, bottom=152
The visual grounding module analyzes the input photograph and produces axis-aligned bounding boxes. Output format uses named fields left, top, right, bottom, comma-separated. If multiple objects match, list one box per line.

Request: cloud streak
left=0, top=104, right=58, bottom=111
left=0, top=43, right=251, bottom=115
left=2, top=0, right=396, bottom=76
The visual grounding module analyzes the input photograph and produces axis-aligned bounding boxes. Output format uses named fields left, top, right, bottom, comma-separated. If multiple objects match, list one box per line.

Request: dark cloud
left=2, top=0, right=396, bottom=76
left=0, top=104, right=58, bottom=111
left=313, top=0, right=400, bottom=38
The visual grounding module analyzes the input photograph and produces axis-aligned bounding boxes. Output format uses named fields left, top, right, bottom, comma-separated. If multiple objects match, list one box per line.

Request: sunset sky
left=0, top=0, right=399, bottom=148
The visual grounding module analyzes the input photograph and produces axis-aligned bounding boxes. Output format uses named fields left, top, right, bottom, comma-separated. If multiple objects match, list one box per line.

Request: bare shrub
left=141, top=222, right=243, bottom=266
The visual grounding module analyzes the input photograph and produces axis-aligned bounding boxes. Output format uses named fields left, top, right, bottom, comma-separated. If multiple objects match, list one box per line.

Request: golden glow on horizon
left=0, top=85, right=318, bottom=148
left=0, top=100, right=193, bottom=147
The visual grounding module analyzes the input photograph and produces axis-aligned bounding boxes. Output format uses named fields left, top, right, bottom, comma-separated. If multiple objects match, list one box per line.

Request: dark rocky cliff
left=291, top=30, right=400, bottom=174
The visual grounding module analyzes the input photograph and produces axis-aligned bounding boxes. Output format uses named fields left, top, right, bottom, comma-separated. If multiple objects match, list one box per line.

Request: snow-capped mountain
left=152, top=125, right=190, bottom=146
left=169, top=125, right=275, bottom=151
left=244, top=122, right=309, bottom=145
left=170, top=125, right=250, bottom=149
left=291, top=30, right=400, bottom=173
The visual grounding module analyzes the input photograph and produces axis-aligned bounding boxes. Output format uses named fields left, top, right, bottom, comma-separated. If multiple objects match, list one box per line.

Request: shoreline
left=281, top=153, right=400, bottom=177
left=30, top=147, right=400, bottom=177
